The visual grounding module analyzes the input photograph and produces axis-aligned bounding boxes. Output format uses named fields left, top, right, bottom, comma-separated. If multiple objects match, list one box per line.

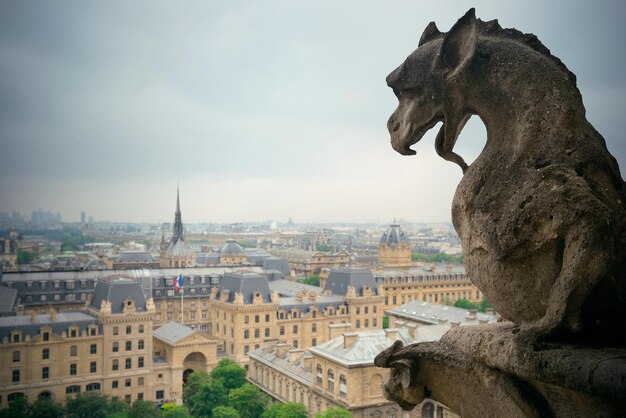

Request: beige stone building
left=249, top=329, right=458, bottom=418
left=374, top=266, right=483, bottom=309
left=0, top=278, right=217, bottom=408
left=378, top=223, right=412, bottom=267
left=268, top=248, right=349, bottom=276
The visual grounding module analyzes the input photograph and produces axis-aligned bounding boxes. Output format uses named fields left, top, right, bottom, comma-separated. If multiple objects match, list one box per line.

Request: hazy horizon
left=2, top=1, right=625, bottom=224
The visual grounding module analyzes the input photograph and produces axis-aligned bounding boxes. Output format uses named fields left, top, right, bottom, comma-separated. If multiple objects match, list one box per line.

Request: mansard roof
left=380, top=223, right=409, bottom=245
left=218, top=271, right=271, bottom=303
left=91, top=277, right=147, bottom=313
left=324, top=267, right=378, bottom=296
left=0, top=311, right=99, bottom=340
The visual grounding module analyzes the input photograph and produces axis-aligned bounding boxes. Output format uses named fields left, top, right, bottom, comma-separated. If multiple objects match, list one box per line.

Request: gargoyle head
left=374, top=340, right=423, bottom=410
left=387, top=8, right=478, bottom=172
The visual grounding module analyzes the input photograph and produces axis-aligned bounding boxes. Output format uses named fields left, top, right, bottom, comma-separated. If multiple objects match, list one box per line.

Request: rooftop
left=386, top=300, right=498, bottom=325
left=153, top=321, right=196, bottom=344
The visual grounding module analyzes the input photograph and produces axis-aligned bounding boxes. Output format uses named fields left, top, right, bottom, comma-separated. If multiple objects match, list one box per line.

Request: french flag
left=174, top=274, right=183, bottom=291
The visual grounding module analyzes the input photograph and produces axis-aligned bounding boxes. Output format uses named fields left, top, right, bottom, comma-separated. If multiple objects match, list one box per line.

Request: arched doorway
left=182, top=351, right=208, bottom=384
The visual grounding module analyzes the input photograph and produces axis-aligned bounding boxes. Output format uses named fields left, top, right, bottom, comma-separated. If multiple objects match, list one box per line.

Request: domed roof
left=220, top=239, right=244, bottom=255
left=380, top=223, right=409, bottom=245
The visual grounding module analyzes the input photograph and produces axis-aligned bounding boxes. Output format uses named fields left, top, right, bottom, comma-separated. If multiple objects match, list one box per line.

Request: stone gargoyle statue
left=376, top=8, right=626, bottom=417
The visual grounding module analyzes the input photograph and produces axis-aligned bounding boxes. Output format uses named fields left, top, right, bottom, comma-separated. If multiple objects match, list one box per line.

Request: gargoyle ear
left=419, top=21, right=442, bottom=46
left=440, top=8, right=478, bottom=77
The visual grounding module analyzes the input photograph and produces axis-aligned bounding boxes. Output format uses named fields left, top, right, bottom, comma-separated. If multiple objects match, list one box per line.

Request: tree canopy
left=209, top=359, right=247, bottom=392
left=297, top=274, right=320, bottom=286
left=315, top=407, right=352, bottom=418
left=227, top=384, right=268, bottom=418
left=411, top=252, right=463, bottom=263
left=261, top=403, right=308, bottom=418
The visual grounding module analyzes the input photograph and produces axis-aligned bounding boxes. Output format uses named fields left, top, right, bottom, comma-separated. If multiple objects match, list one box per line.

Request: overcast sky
left=1, top=0, right=624, bottom=224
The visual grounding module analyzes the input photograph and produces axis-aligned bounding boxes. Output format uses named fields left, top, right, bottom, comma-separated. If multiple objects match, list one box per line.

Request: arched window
left=339, top=374, right=347, bottom=398
left=244, top=330, right=249, bottom=339
left=316, top=365, right=323, bottom=385
left=86, top=383, right=101, bottom=391
left=66, top=385, right=81, bottom=395
left=327, top=368, right=335, bottom=392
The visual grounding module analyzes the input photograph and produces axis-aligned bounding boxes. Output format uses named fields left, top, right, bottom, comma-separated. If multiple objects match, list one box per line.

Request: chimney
left=344, top=332, right=359, bottom=348
left=275, top=343, right=291, bottom=358
left=486, top=308, right=495, bottom=315
left=479, top=318, right=489, bottom=325
left=385, top=329, right=398, bottom=341
left=50, top=308, right=57, bottom=322
left=329, top=323, right=351, bottom=339
left=437, top=318, right=448, bottom=325
left=31, top=310, right=38, bottom=323
left=288, top=348, right=305, bottom=363
left=302, top=353, right=313, bottom=371
left=468, top=309, right=477, bottom=318
left=450, top=321, right=460, bottom=328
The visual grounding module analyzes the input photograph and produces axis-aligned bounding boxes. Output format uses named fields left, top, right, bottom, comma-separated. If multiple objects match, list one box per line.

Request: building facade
left=378, top=223, right=412, bottom=267
left=249, top=329, right=458, bottom=418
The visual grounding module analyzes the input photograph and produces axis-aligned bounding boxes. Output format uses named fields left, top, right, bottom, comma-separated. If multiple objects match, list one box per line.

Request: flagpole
left=180, top=276, right=184, bottom=325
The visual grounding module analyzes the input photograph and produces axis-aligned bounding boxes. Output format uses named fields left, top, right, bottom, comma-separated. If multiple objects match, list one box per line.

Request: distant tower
left=160, top=186, right=194, bottom=268
left=378, top=221, right=412, bottom=267
left=172, top=187, right=183, bottom=243
left=80, top=211, right=86, bottom=224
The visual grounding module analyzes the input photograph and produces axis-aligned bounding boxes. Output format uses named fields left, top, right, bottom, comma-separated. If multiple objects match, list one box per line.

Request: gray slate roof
left=0, top=311, right=99, bottom=340
left=380, top=223, right=409, bottom=245
left=153, top=322, right=195, bottom=344
left=309, top=328, right=414, bottom=366
left=118, top=251, right=156, bottom=263
left=219, top=272, right=271, bottom=303
left=0, top=286, right=17, bottom=314
left=324, top=267, right=377, bottom=296
left=220, top=239, right=244, bottom=255
left=91, top=277, right=147, bottom=313
left=386, top=300, right=498, bottom=325
left=248, top=345, right=312, bottom=386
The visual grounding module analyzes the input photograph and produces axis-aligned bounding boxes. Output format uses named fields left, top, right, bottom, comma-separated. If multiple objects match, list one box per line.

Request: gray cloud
left=1, top=0, right=624, bottom=222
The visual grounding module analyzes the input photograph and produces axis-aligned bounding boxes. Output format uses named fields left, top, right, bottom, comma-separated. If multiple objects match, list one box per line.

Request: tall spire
left=172, top=185, right=183, bottom=242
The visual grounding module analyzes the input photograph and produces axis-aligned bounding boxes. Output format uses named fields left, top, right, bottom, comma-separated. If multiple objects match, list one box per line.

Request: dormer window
left=11, top=332, right=21, bottom=343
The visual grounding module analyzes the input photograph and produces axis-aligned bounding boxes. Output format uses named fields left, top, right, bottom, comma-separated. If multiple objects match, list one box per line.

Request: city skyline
left=1, top=1, right=625, bottom=224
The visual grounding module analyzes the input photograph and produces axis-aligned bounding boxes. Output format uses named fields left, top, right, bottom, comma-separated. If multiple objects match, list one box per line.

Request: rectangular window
left=138, top=377, right=144, bottom=386
left=293, top=325, right=298, bottom=334
left=312, top=324, right=317, bottom=332
left=112, top=380, right=118, bottom=389
left=90, top=361, right=97, bottom=373
left=43, top=332, right=49, bottom=341
left=125, top=379, right=131, bottom=387
left=293, top=340, right=298, bottom=348
left=280, top=326, right=284, bottom=336
left=124, top=395, right=131, bottom=404
left=138, top=340, right=144, bottom=350
left=70, top=363, right=77, bottom=375
left=138, top=357, right=144, bottom=368
left=113, top=342, right=119, bottom=352
left=42, top=348, right=49, bottom=360
left=90, top=327, right=97, bottom=336
left=156, top=390, right=164, bottom=400
left=139, top=325, right=144, bottom=333
left=265, top=314, right=270, bottom=322
left=126, top=326, right=132, bottom=335
left=113, top=327, right=119, bottom=336
left=125, top=341, right=132, bottom=351
left=12, top=351, right=20, bottom=362
left=70, top=345, right=77, bottom=356
left=70, top=329, right=77, bottom=337
left=125, top=358, right=132, bottom=369
left=42, top=367, right=49, bottom=379
left=12, top=370, right=20, bottom=382
left=265, top=328, right=270, bottom=337
left=137, top=393, right=144, bottom=401
left=90, top=344, right=97, bottom=354
left=255, top=315, right=259, bottom=323
left=254, top=329, right=260, bottom=338
left=112, top=360, right=119, bottom=371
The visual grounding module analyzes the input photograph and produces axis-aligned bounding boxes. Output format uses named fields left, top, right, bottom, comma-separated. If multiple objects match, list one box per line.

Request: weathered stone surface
left=386, top=8, right=626, bottom=343
left=379, top=8, right=626, bottom=417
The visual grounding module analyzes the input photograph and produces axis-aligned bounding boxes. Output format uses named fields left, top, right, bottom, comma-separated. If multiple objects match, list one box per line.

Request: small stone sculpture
left=386, top=8, right=626, bottom=343
left=377, top=9, right=626, bottom=416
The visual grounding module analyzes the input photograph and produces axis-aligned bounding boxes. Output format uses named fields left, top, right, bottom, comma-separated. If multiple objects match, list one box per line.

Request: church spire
left=172, top=186, right=183, bottom=242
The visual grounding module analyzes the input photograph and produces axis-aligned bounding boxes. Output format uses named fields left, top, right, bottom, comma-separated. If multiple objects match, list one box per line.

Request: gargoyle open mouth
left=394, top=112, right=443, bottom=155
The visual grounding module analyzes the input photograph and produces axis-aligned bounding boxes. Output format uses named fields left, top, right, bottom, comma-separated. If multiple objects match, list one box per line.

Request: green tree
left=16, top=249, right=37, bottom=265
left=297, top=274, right=320, bottom=286
left=210, top=359, right=247, bottom=392
left=0, top=396, right=28, bottom=418
left=453, top=298, right=478, bottom=310
left=478, top=299, right=491, bottom=312
left=130, top=400, right=162, bottom=418
left=261, top=403, right=308, bottom=418
left=183, top=370, right=212, bottom=407
left=65, top=393, right=130, bottom=418
left=227, top=384, right=268, bottom=418
left=315, top=407, right=352, bottom=418
left=211, top=406, right=240, bottom=418
left=162, top=406, right=192, bottom=418
left=190, top=380, right=228, bottom=418
left=29, top=398, right=64, bottom=418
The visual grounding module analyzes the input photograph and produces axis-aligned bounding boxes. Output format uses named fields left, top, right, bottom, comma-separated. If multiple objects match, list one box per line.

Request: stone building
left=0, top=277, right=218, bottom=408
left=248, top=329, right=458, bottom=418
left=268, top=248, right=349, bottom=276
left=374, top=265, right=483, bottom=309
left=378, top=222, right=412, bottom=267
left=0, top=236, right=18, bottom=272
